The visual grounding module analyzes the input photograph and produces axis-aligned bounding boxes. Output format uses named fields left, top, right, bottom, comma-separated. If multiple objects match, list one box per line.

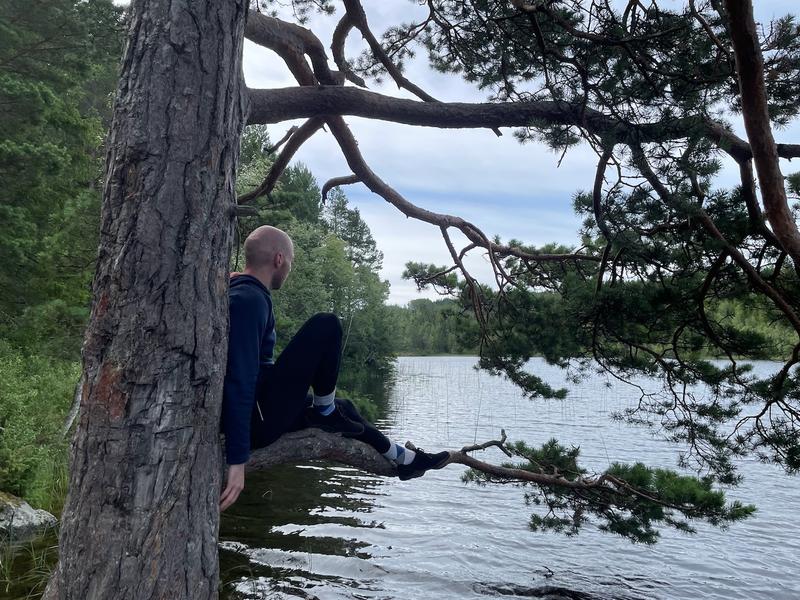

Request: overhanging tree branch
left=246, top=428, right=753, bottom=541
left=245, top=86, right=800, bottom=161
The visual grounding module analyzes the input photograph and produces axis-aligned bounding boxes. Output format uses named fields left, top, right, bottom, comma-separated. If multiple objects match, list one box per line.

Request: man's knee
left=310, top=312, right=342, bottom=336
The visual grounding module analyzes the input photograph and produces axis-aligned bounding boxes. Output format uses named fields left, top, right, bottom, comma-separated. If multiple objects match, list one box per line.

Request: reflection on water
left=219, top=357, right=800, bottom=600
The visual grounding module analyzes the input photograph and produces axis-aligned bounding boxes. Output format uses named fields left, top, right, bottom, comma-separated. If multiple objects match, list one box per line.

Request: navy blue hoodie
left=222, top=274, right=276, bottom=464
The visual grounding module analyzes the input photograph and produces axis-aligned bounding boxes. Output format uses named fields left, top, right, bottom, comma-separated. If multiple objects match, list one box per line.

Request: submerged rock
left=0, top=490, right=57, bottom=541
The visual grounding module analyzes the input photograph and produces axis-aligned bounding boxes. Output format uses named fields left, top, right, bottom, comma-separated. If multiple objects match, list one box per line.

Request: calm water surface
left=219, top=356, right=800, bottom=600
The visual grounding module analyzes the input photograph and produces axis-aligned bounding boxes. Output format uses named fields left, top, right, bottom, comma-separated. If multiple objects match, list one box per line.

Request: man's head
left=243, top=225, right=294, bottom=290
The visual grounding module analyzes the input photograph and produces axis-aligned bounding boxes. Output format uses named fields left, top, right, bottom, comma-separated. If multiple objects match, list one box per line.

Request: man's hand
left=220, top=463, right=246, bottom=511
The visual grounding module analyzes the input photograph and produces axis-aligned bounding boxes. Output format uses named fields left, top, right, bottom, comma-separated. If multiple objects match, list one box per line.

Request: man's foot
left=304, top=405, right=365, bottom=436
left=396, top=445, right=450, bottom=481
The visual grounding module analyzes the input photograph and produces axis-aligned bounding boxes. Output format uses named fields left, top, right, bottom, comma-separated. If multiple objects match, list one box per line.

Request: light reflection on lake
left=219, top=356, right=800, bottom=600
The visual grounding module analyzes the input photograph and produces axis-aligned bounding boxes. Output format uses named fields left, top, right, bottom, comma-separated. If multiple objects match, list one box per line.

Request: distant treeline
left=385, top=294, right=795, bottom=360
left=386, top=299, right=480, bottom=356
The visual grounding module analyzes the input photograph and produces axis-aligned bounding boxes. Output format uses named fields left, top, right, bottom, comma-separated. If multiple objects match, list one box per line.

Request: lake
left=219, top=356, right=800, bottom=599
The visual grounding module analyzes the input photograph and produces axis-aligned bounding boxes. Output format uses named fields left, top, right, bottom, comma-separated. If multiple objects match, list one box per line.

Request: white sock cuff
left=382, top=444, right=399, bottom=462
left=313, top=389, right=336, bottom=407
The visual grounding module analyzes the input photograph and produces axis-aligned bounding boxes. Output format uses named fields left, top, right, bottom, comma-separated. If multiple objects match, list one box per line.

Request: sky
left=241, top=1, right=800, bottom=305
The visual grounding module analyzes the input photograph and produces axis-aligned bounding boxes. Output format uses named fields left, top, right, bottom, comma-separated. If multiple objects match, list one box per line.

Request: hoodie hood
left=230, top=273, right=271, bottom=297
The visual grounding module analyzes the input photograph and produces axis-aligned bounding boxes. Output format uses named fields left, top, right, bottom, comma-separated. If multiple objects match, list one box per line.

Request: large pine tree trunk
left=44, top=1, right=247, bottom=598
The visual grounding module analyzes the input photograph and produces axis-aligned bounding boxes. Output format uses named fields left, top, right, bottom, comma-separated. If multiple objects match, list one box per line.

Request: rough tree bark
left=724, top=0, right=800, bottom=264
left=44, top=1, right=247, bottom=598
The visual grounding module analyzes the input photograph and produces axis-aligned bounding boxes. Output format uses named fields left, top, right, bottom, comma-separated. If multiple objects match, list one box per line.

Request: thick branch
left=246, top=86, right=800, bottom=160
left=247, top=429, right=397, bottom=475
left=246, top=429, right=609, bottom=492
left=725, top=0, right=800, bottom=265
left=245, top=11, right=341, bottom=85
left=247, top=429, right=724, bottom=520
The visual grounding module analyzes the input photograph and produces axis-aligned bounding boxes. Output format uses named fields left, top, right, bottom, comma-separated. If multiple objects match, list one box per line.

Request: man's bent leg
left=251, top=313, right=362, bottom=449
left=276, top=313, right=342, bottom=396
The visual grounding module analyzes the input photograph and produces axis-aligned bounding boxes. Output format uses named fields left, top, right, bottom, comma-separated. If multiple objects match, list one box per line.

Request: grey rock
left=0, top=490, right=57, bottom=541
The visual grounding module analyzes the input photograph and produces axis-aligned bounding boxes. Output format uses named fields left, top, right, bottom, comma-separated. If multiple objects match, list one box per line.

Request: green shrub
left=0, top=341, right=77, bottom=514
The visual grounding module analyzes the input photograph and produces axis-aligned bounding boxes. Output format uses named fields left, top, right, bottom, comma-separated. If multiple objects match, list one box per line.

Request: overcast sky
left=242, top=1, right=799, bottom=305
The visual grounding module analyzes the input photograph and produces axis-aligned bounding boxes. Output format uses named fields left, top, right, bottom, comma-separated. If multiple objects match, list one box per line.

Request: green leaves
left=463, top=437, right=755, bottom=544
left=0, top=342, right=77, bottom=513
left=0, top=0, right=123, bottom=358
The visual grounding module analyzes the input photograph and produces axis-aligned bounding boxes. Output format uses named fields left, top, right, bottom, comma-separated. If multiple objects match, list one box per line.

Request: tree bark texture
left=44, top=1, right=247, bottom=598
left=725, top=0, right=800, bottom=264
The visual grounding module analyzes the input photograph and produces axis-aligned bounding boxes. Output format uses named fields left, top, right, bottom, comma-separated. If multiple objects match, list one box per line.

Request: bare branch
left=460, top=429, right=513, bottom=457
left=331, top=13, right=367, bottom=87
left=324, top=115, right=595, bottom=265
left=237, top=117, right=325, bottom=205
left=321, top=174, right=360, bottom=203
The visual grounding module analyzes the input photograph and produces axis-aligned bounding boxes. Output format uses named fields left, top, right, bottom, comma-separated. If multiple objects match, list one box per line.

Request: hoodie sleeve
left=222, top=288, right=268, bottom=465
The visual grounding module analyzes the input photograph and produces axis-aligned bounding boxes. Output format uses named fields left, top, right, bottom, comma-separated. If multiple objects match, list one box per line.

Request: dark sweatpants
left=249, top=312, right=391, bottom=454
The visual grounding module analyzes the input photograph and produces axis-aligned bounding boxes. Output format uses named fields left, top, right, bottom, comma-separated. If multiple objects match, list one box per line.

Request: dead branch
left=460, top=429, right=512, bottom=457
left=237, top=118, right=325, bottom=205
left=331, top=13, right=367, bottom=87
left=321, top=174, right=361, bottom=203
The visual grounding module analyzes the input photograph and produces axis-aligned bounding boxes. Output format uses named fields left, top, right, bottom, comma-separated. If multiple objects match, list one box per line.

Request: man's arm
left=220, top=288, right=267, bottom=510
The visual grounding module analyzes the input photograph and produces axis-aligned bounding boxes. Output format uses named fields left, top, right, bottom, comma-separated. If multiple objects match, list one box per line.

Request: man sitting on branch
left=219, top=225, right=450, bottom=510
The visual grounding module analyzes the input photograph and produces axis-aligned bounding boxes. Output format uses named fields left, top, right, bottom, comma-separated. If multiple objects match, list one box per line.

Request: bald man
left=220, top=226, right=449, bottom=510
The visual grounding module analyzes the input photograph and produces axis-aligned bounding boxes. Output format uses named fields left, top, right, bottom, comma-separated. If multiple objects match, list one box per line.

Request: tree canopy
left=0, top=0, right=123, bottom=358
